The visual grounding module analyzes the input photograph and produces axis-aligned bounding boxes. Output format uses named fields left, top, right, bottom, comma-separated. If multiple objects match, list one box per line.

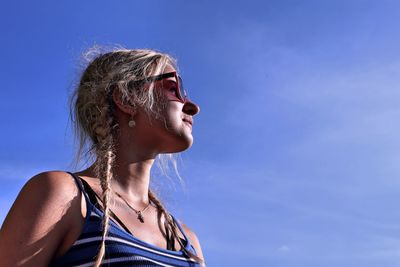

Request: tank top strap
left=171, top=215, right=193, bottom=250
left=66, top=171, right=94, bottom=208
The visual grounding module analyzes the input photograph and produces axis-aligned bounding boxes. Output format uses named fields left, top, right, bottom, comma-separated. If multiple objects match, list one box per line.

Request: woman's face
left=136, top=65, right=200, bottom=154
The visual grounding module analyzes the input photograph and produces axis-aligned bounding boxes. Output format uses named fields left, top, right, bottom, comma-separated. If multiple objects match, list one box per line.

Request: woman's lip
left=183, top=119, right=193, bottom=126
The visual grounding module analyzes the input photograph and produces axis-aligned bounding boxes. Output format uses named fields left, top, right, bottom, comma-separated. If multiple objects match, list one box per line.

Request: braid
left=93, top=147, right=115, bottom=267
left=148, top=190, right=204, bottom=263
left=92, top=104, right=117, bottom=267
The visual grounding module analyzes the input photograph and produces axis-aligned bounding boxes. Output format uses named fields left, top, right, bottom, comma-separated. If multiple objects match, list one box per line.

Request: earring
left=128, top=118, right=136, bottom=128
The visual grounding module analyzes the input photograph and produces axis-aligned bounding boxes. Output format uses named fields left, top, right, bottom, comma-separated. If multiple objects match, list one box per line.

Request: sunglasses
left=128, top=71, right=188, bottom=103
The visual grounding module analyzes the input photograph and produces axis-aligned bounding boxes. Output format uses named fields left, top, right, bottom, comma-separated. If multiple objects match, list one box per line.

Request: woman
left=0, top=48, right=205, bottom=266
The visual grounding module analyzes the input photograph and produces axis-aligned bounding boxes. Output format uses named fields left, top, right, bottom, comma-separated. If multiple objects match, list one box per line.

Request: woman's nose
left=182, top=99, right=200, bottom=116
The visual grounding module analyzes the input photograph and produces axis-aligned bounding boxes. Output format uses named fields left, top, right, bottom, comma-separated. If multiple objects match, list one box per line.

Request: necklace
left=114, top=192, right=151, bottom=223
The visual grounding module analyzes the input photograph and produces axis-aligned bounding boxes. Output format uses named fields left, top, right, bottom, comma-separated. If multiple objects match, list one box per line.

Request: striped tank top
left=50, top=172, right=200, bottom=267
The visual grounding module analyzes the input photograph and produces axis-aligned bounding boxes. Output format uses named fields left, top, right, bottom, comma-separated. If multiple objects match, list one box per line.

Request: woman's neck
left=111, top=157, right=154, bottom=204
left=81, top=154, right=155, bottom=206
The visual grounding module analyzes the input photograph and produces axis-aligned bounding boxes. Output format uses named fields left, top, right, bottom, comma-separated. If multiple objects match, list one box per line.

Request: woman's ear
left=112, top=89, right=136, bottom=116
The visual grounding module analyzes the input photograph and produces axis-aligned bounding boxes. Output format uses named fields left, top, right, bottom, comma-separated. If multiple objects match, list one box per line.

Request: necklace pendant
left=137, top=211, right=144, bottom=223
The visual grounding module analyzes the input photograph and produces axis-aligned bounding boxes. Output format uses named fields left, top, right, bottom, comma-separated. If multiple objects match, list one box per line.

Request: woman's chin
left=162, top=137, right=193, bottom=153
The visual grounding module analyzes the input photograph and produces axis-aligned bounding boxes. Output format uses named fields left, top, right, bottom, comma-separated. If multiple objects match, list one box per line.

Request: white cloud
left=277, top=245, right=290, bottom=252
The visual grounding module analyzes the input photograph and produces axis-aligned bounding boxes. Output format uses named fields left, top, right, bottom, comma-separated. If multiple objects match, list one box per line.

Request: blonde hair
left=70, top=47, right=202, bottom=266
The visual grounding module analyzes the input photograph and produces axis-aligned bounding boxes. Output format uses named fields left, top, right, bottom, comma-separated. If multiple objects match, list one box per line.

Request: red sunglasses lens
left=177, top=76, right=188, bottom=102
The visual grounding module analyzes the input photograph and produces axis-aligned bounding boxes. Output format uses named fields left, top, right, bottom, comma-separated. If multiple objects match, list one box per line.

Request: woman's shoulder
left=178, top=220, right=205, bottom=264
left=10, top=170, right=83, bottom=226
left=0, top=171, right=83, bottom=266
left=22, top=170, right=80, bottom=201
left=26, top=170, right=76, bottom=185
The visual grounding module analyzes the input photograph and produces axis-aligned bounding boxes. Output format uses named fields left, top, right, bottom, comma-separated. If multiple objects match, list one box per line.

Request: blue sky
left=1, top=1, right=400, bottom=266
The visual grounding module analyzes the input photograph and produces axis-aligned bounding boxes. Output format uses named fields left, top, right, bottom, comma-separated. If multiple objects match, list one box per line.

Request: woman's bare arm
left=0, top=171, right=81, bottom=267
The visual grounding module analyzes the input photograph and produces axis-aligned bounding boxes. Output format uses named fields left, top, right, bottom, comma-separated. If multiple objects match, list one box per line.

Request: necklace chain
left=114, top=191, right=151, bottom=223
